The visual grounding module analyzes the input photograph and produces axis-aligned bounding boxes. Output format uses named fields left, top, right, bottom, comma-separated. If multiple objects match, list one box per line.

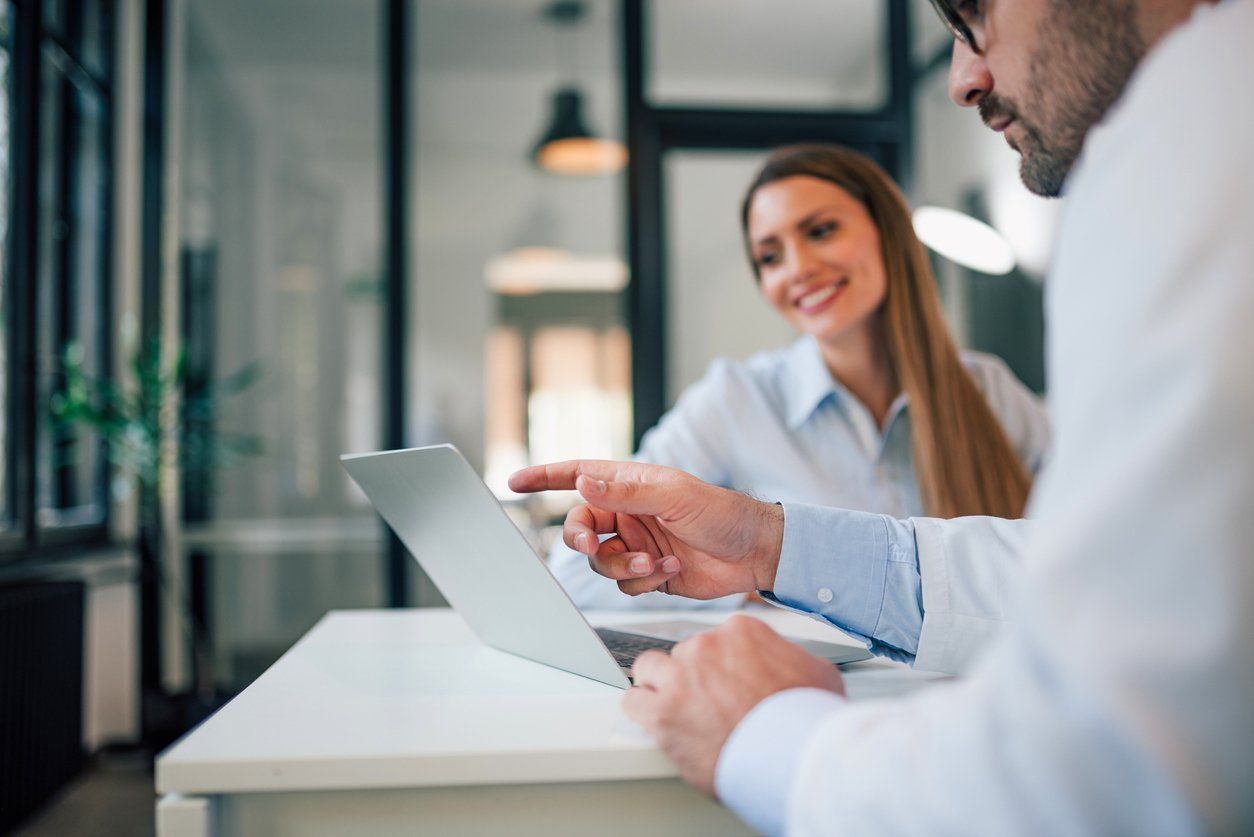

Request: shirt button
left=817, top=588, right=834, bottom=603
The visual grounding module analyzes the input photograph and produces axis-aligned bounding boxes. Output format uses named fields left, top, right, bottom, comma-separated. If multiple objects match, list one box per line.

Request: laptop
left=340, top=444, right=871, bottom=689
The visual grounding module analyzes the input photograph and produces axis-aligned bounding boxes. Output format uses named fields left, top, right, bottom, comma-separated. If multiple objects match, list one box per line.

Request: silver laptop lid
left=341, top=444, right=630, bottom=688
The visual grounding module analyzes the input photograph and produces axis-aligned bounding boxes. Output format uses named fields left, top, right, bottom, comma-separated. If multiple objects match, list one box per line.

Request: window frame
left=0, top=0, right=115, bottom=564
left=622, top=0, right=915, bottom=446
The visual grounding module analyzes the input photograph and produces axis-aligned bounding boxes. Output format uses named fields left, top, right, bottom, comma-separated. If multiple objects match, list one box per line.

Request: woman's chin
left=799, top=310, right=880, bottom=346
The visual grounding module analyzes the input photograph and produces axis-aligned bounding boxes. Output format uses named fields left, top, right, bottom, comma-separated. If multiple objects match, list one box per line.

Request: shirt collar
left=783, top=337, right=845, bottom=429
left=782, top=336, right=911, bottom=435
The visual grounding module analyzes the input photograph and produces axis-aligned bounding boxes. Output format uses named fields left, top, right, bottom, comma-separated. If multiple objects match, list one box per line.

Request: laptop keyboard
left=594, top=628, right=677, bottom=669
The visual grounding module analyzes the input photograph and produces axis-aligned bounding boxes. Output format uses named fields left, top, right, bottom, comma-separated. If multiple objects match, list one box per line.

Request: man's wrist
left=751, top=502, right=784, bottom=592
left=716, top=687, right=845, bottom=836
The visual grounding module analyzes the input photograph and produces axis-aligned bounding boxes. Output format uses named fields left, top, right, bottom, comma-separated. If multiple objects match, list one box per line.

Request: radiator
left=0, top=580, right=86, bottom=833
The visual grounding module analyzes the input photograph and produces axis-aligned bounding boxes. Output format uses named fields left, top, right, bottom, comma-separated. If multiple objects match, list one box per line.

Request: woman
left=548, top=144, right=1049, bottom=609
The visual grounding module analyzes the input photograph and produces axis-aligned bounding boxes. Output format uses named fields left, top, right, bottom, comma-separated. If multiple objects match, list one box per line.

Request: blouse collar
left=781, top=336, right=910, bottom=441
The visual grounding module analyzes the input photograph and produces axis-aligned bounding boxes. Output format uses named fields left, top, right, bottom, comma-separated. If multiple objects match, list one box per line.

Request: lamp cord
left=553, top=18, right=580, bottom=87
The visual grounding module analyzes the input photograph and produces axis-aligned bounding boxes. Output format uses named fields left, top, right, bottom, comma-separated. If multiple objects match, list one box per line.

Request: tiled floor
left=13, top=751, right=156, bottom=837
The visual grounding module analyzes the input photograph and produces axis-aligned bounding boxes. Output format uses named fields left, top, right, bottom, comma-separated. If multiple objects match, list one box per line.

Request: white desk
left=155, top=608, right=944, bottom=836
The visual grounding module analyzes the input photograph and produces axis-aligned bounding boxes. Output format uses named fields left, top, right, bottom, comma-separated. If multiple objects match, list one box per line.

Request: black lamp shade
left=536, top=88, right=592, bottom=145
left=531, top=87, right=627, bottom=175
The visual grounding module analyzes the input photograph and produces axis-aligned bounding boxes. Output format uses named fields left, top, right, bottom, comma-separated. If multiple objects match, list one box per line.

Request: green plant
left=50, top=338, right=263, bottom=497
left=50, top=337, right=265, bottom=746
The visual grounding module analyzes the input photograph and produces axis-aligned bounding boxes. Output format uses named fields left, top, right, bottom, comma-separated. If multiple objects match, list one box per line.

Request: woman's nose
left=788, top=245, right=822, bottom=283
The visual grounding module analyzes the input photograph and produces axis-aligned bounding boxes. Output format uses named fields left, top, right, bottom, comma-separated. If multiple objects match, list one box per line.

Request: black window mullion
left=0, top=1, right=16, bottom=541
left=95, top=0, right=113, bottom=530
left=885, top=0, right=913, bottom=190
left=383, top=0, right=410, bottom=607
left=50, top=62, right=75, bottom=511
left=41, top=30, right=109, bottom=98
left=622, top=0, right=664, bottom=447
left=653, top=107, right=904, bottom=149
left=9, top=0, right=43, bottom=553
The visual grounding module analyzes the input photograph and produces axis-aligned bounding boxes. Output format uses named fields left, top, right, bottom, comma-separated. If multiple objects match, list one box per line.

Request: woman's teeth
left=797, top=281, right=845, bottom=309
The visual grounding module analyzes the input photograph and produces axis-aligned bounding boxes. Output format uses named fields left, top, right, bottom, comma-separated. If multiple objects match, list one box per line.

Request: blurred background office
left=0, top=0, right=1057, bottom=832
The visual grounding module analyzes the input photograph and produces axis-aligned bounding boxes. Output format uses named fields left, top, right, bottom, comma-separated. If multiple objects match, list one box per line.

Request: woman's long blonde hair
left=741, top=144, right=1031, bottom=519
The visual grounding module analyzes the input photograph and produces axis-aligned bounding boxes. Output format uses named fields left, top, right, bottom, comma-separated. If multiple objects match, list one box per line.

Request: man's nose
left=948, top=40, right=992, bottom=107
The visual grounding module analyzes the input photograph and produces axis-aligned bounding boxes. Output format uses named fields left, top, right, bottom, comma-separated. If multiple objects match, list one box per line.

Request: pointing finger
left=574, top=472, right=691, bottom=519
left=508, top=460, right=633, bottom=494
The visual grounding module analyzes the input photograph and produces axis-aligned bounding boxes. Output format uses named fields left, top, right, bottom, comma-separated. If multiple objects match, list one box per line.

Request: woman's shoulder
left=688, top=338, right=812, bottom=400
left=637, top=342, right=807, bottom=481
left=958, top=349, right=1022, bottom=391
left=648, top=339, right=810, bottom=449
left=958, top=349, right=1043, bottom=414
left=958, top=349, right=1052, bottom=470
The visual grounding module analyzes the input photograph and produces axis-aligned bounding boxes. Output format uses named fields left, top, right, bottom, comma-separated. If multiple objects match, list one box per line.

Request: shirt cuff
left=770, top=503, right=924, bottom=657
left=715, top=687, right=846, bottom=837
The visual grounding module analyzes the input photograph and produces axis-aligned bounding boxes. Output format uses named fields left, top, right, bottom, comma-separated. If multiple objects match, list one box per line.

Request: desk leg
left=157, top=794, right=216, bottom=837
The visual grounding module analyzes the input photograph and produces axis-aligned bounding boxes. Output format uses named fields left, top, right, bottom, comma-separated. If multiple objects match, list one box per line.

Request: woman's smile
left=794, top=277, right=850, bottom=315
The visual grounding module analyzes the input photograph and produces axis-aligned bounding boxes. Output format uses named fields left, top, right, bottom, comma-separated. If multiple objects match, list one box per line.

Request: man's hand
left=624, top=615, right=846, bottom=796
left=508, top=460, right=784, bottom=599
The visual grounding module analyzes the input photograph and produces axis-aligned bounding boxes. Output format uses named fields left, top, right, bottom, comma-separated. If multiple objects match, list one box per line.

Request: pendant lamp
left=531, top=1, right=627, bottom=175
left=912, top=206, right=1016, bottom=275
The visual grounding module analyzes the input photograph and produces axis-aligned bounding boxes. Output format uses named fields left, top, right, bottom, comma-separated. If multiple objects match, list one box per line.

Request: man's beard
left=989, top=0, right=1147, bottom=198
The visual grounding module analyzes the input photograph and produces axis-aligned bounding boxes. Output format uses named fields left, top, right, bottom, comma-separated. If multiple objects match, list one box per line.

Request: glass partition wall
left=165, top=0, right=1050, bottom=696
left=173, top=0, right=629, bottom=686
left=410, top=0, right=628, bottom=556
left=664, top=150, right=792, bottom=402
left=648, top=1, right=886, bottom=110
left=176, top=0, right=386, bottom=690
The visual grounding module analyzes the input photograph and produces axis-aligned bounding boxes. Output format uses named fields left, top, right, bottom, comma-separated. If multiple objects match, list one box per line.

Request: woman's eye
left=808, top=222, right=836, bottom=240
left=756, top=251, right=779, bottom=267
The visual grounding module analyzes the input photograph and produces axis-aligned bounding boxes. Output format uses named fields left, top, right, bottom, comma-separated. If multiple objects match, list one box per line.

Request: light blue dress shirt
left=548, top=335, right=1051, bottom=620
left=767, top=505, right=929, bottom=660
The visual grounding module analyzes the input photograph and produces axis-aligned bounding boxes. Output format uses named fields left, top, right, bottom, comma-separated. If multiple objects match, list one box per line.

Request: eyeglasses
left=926, top=0, right=983, bottom=55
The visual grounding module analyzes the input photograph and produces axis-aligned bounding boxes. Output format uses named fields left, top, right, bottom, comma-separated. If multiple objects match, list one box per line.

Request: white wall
left=82, top=553, right=140, bottom=748
left=665, top=151, right=796, bottom=402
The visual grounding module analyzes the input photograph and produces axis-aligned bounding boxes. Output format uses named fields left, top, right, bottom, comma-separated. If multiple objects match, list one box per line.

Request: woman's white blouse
left=546, top=335, right=1051, bottom=610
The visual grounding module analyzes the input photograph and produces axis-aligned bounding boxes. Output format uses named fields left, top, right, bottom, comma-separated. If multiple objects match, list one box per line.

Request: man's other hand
left=624, top=615, right=846, bottom=796
left=508, top=460, right=784, bottom=599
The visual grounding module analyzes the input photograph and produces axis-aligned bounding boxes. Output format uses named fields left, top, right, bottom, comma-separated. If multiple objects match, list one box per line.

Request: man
left=510, top=0, right=1254, bottom=833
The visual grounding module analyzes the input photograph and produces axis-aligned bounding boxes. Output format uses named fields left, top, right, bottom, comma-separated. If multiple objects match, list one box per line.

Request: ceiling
left=186, top=0, right=950, bottom=80
left=180, top=1, right=953, bottom=174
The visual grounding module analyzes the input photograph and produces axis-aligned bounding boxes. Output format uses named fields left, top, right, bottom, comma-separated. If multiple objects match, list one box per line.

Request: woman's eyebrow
left=795, top=207, right=840, bottom=229
left=753, top=206, right=842, bottom=248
